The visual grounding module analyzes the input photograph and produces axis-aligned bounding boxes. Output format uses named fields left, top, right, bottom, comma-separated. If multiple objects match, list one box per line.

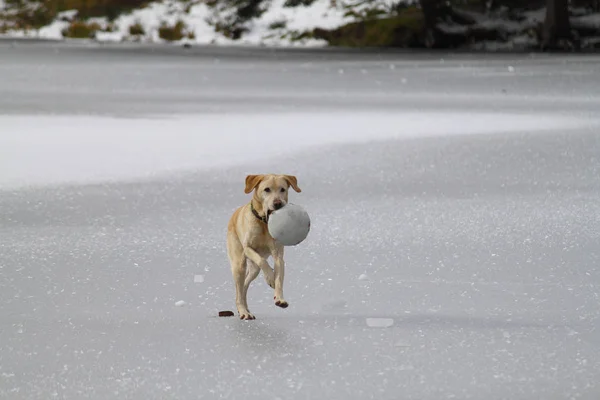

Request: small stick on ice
left=219, top=311, right=234, bottom=317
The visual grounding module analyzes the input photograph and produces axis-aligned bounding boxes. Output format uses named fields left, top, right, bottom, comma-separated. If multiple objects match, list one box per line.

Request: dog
left=226, top=174, right=302, bottom=320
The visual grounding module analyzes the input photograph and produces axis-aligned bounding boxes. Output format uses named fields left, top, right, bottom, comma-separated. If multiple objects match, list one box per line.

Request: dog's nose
left=273, top=201, right=283, bottom=210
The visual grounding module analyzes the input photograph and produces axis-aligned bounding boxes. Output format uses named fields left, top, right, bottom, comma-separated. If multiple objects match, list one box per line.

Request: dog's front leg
left=230, top=255, right=254, bottom=320
left=243, top=247, right=275, bottom=289
left=272, top=246, right=288, bottom=308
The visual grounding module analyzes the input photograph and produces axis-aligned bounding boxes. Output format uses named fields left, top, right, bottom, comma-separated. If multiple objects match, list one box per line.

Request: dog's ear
left=284, top=175, right=301, bottom=193
left=244, top=175, right=264, bottom=194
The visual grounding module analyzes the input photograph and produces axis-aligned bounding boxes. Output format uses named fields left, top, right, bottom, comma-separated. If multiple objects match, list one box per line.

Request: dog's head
left=244, top=174, right=301, bottom=219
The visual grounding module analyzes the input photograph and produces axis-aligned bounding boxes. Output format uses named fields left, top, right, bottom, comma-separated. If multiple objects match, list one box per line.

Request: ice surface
left=194, top=275, right=205, bottom=283
left=366, top=318, right=394, bottom=328
left=0, top=112, right=592, bottom=189
left=1, top=44, right=600, bottom=400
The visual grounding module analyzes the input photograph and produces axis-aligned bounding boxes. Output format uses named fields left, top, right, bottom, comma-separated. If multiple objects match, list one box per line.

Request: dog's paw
left=274, top=296, right=288, bottom=309
left=239, top=310, right=256, bottom=320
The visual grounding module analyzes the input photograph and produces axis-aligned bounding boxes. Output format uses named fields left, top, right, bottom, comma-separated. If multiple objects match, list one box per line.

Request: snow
left=174, top=300, right=187, bottom=306
left=94, top=31, right=123, bottom=42
left=0, top=0, right=349, bottom=45
left=111, top=0, right=362, bottom=46
left=58, top=10, right=78, bottom=20
left=1, top=44, right=600, bottom=400
left=572, top=13, right=600, bottom=29
left=437, top=7, right=548, bottom=51
left=194, top=275, right=204, bottom=283
left=0, top=112, right=591, bottom=190
left=240, top=0, right=353, bottom=45
left=107, top=1, right=217, bottom=44
left=0, top=9, right=72, bottom=40
left=0, top=0, right=414, bottom=46
left=37, top=19, right=69, bottom=40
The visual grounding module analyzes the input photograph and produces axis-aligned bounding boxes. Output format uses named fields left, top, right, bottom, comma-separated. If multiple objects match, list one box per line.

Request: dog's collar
left=250, top=202, right=268, bottom=224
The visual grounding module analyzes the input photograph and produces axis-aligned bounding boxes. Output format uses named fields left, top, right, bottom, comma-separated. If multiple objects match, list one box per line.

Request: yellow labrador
left=227, top=174, right=302, bottom=320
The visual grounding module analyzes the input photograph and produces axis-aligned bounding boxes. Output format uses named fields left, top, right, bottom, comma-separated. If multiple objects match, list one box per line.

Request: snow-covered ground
left=0, top=0, right=402, bottom=46
left=0, top=111, right=592, bottom=189
left=1, top=43, right=600, bottom=399
left=2, top=0, right=600, bottom=49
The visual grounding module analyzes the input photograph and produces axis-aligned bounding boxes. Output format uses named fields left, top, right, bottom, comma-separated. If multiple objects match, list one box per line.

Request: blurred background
left=1, top=0, right=599, bottom=51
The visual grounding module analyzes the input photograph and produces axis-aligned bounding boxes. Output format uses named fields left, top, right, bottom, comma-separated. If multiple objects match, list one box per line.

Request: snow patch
left=38, top=19, right=70, bottom=40
left=95, top=31, right=123, bottom=42
left=0, top=111, right=593, bottom=189
left=240, top=0, right=350, bottom=46
left=573, top=13, right=600, bottom=29
left=175, top=300, right=187, bottom=307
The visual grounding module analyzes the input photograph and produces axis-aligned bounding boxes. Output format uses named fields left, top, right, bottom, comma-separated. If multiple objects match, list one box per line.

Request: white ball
left=268, top=203, right=311, bottom=246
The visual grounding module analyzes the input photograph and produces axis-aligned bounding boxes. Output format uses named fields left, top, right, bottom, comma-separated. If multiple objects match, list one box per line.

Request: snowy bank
left=1, top=0, right=393, bottom=47
left=2, top=0, right=600, bottom=49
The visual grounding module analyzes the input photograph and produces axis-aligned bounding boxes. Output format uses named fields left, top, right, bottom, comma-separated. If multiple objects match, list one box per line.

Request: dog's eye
left=280, top=188, right=286, bottom=193
left=264, top=188, right=271, bottom=193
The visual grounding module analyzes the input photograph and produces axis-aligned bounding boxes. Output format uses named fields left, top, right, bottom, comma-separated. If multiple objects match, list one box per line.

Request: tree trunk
left=419, top=0, right=442, bottom=31
left=418, top=0, right=444, bottom=47
left=543, top=0, right=572, bottom=49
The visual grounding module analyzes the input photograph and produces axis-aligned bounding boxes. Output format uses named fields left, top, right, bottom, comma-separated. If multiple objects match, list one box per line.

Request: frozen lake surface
left=1, top=42, right=600, bottom=399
